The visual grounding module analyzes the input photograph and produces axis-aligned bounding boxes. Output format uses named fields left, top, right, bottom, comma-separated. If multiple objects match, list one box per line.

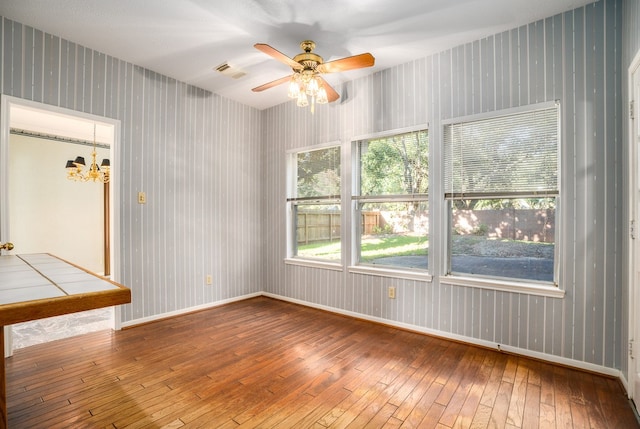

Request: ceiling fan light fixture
left=297, top=92, right=309, bottom=107
left=288, top=74, right=301, bottom=99
left=306, top=76, right=319, bottom=96
left=252, top=40, right=374, bottom=111
left=316, top=86, right=328, bottom=104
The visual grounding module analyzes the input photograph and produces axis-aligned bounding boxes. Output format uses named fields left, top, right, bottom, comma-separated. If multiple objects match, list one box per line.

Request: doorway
left=629, top=51, right=640, bottom=407
left=0, top=96, right=121, bottom=354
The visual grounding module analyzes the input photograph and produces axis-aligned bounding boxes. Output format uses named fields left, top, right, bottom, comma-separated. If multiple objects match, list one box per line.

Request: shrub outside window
left=288, top=145, right=341, bottom=262
left=443, top=102, right=560, bottom=284
left=353, top=130, right=429, bottom=271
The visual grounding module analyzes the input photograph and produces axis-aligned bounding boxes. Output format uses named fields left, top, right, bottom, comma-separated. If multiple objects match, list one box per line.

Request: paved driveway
left=370, top=255, right=553, bottom=282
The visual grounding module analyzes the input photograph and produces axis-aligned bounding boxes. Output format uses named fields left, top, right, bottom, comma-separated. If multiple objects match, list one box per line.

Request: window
left=443, top=102, right=559, bottom=284
left=353, top=129, right=429, bottom=271
left=287, top=145, right=341, bottom=263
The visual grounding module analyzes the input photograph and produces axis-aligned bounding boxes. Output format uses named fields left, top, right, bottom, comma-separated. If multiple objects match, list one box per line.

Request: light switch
left=138, top=191, right=146, bottom=204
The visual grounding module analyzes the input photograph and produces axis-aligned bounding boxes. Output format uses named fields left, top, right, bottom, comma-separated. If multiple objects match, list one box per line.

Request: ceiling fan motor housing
left=294, top=40, right=323, bottom=70
left=300, top=40, right=315, bottom=52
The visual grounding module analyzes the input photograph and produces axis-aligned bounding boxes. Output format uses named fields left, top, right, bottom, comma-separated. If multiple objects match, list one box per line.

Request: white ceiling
left=0, top=0, right=594, bottom=111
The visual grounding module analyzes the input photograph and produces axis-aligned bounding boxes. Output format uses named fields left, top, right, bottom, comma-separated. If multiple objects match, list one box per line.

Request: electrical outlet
left=138, top=191, right=146, bottom=204
left=388, top=286, right=396, bottom=299
left=206, top=274, right=213, bottom=285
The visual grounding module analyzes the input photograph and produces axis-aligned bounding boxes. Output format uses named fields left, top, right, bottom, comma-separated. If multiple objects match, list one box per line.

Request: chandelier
left=288, top=69, right=329, bottom=113
left=65, top=124, right=110, bottom=183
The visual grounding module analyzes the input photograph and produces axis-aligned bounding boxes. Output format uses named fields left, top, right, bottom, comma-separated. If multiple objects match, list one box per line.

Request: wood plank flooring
left=5, top=296, right=639, bottom=428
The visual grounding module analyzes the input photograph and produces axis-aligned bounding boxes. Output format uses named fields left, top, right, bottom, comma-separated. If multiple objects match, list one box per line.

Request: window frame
left=285, top=142, right=343, bottom=271
left=348, top=126, right=432, bottom=282
left=440, top=101, right=563, bottom=298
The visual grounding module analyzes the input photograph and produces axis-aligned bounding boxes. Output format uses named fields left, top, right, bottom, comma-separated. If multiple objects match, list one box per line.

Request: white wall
left=9, top=133, right=107, bottom=273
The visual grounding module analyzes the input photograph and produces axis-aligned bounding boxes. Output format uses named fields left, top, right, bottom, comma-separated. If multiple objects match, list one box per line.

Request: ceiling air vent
left=215, top=62, right=247, bottom=79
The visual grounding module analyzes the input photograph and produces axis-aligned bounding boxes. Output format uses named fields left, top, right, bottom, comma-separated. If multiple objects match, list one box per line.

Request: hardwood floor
left=5, top=296, right=639, bottom=428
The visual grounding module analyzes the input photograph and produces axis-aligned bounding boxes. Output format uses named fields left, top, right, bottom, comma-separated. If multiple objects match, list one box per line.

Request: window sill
left=440, top=275, right=564, bottom=298
left=348, top=265, right=433, bottom=282
left=284, top=258, right=343, bottom=271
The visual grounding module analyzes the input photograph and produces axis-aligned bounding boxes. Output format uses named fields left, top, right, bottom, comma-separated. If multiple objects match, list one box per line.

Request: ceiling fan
left=252, top=40, right=375, bottom=109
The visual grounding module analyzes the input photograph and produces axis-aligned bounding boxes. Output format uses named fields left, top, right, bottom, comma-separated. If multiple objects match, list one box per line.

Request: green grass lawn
left=297, top=234, right=553, bottom=262
left=298, top=234, right=427, bottom=261
left=360, top=235, right=428, bottom=261
left=296, top=240, right=342, bottom=260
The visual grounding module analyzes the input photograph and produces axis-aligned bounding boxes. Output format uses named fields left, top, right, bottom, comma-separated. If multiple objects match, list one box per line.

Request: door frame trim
left=628, top=49, right=640, bottom=402
left=0, top=95, right=122, bottom=352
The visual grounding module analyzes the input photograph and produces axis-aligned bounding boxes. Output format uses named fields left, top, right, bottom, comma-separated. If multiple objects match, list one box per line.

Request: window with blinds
left=289, top=146, right=341, bottom=202
left=444, top=102, right=559, bottom=200
left=287, top=145, right=341, bottom=262
left=443, top=102, right=560, bottom=285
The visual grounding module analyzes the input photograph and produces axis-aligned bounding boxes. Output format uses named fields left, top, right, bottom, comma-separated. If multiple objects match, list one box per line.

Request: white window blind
left=289, top=146, right=340, bottom=203
left=444, top=103, right=559, bottom=199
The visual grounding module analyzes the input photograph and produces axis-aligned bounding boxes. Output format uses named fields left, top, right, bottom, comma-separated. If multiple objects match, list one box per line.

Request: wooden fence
left=453, top=208, right=555, bottom=243
left=297, top=208, right=553, bottom=244
left=297, top=211, right=381, bottom=244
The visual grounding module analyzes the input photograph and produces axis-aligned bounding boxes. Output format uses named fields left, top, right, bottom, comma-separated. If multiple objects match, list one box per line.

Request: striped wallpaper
left=0, top=0, right=638, bottom=377
left=262, top=0, right=629, bottom=373
left=0, top=17, right=264, bottom=322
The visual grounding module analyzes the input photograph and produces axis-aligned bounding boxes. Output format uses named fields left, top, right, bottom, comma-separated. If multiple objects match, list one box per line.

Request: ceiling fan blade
left=254, top=43, right=303, bottom=70
left=318, top=77, right=340, bottom=103
left=316, top=53, right=375, bottom=74
left=251, top=75, right=292, bottom=92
